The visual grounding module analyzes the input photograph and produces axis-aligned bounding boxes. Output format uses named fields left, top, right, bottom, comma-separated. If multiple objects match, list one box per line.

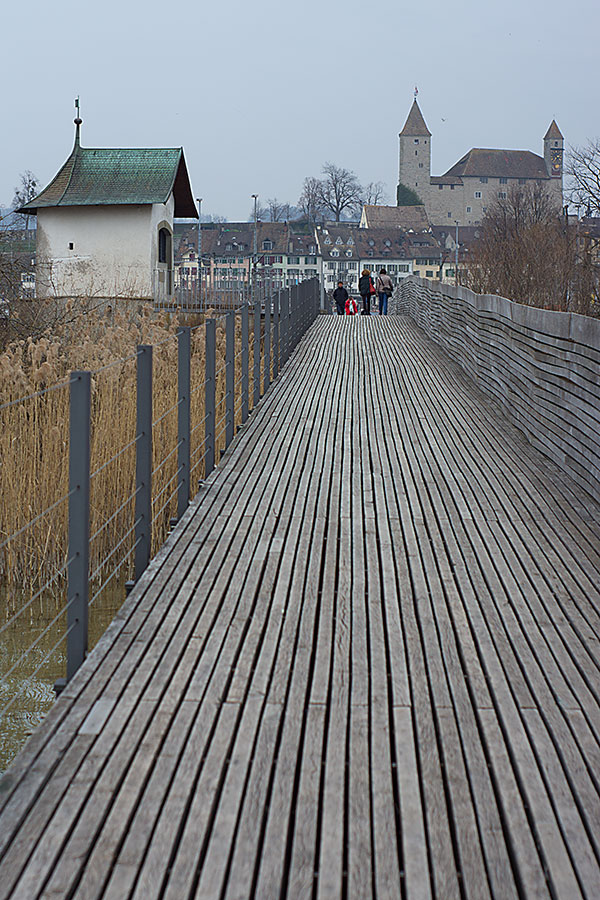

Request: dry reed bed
left=0, top=303, right=264, bottom=596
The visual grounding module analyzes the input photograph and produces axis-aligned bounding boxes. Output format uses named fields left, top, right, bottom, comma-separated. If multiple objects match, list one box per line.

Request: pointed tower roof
left=544, top=120, right=563, bottom=140
left=399, top=100, right=431, bottom=137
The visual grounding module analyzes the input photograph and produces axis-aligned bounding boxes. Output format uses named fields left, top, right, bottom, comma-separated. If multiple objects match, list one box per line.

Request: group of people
left=333, top=268, right=394, bottom=317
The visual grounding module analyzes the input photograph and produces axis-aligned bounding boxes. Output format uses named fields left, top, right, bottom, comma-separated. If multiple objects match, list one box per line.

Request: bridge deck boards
left=2, top=315, right=600, bottom=899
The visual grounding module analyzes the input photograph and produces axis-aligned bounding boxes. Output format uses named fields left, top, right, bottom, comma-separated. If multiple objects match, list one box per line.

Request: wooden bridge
left=1, top=313, right=600, bottom=898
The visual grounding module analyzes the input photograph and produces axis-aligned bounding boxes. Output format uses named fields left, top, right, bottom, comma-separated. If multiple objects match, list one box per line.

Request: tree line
left=250, top=164, right=387, bottom=223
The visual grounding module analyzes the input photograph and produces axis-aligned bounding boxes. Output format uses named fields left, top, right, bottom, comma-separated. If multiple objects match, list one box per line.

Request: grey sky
left=2, top=0, right=597, bottom=220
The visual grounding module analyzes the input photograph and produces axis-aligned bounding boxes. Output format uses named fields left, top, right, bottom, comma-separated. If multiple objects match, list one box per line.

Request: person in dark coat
left=376, top=268, right=394, bottom=315
left=332, top=281, right=348, bottom=315
left=358, top=268, right=374, bottom=315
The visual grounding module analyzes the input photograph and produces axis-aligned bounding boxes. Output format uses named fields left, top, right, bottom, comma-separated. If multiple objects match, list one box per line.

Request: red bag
left=369, top=279, right=376, bottom=295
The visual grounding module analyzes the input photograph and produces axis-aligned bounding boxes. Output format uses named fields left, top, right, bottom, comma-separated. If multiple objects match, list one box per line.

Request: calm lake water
left=0, top=584, right=125, bottom=773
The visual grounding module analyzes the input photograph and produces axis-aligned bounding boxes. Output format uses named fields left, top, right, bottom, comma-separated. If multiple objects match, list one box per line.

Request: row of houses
left=174, top=205, right=468, bottom=296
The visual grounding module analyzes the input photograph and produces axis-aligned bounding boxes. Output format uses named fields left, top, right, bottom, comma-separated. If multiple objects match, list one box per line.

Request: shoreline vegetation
left=1, top=298, right=253, bottom=770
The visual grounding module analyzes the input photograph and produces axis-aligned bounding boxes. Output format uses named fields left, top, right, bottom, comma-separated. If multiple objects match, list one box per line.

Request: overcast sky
left=2, top=0, right=597, bottom=221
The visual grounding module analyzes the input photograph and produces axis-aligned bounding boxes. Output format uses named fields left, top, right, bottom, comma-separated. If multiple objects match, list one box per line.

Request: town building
left=397, top=99, right=564, bottom=227
left=174, top=222, right=320, bottom=292
left=18, top=115, right=197, bottom=301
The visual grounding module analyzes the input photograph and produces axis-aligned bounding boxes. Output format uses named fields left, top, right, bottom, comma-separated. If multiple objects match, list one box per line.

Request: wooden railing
left=394, top=276, right=600, bottom=506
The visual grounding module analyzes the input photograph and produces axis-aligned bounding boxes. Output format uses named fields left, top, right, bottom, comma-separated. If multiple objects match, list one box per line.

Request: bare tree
left=363, top=181, right=387, bottom=206
left=266, top=198, right=290, bottom=222
left=12, top=171, right=39, bottom=231
left=298, top=177, right=324, bottom=223
left=465, top=183, right=598, bottom=315
left=317, top=163, right=363, bottom=222
left=567, top=139, right=600, bottom=214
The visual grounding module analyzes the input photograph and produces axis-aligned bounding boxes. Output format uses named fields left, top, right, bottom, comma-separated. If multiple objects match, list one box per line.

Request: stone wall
left=392, top=277, right=600, bottom=506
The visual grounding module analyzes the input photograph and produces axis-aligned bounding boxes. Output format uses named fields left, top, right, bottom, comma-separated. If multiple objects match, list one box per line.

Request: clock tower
left=544, top=120, right=564, bottom=179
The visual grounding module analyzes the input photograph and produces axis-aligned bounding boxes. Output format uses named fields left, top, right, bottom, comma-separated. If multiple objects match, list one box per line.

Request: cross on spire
left=74, top=96, right=83, bottom=146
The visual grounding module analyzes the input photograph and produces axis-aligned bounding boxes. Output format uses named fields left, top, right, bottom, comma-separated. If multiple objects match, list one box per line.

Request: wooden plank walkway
left=1, top=315, right=600, bottom=899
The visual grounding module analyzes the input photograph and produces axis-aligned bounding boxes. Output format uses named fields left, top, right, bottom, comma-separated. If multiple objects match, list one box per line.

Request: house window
left=445, top=268, right=455, bottom=277
left=345, top=250, right=352, bottom=257
left=415, top=151, right=418, bottom=156
left=262, top=240, right=273, bottom=251
left=288, top=256, right=300, bottom=264
left=68, top=242, right=74, bottom=250
left=384, top=240, right=391, bottom=247
left=518, top=178, right=526, bottom=185
left=335, top=236, right=343, bottom=244
left=324, top=236, right=331, bottom=244
left=347, top=236, right=354, bottom=245
left=480, top=177, right=488, bottom=183
left=418, top=163, right=424, bottom=168
left=498, top=191, right=507, bottom=199
left=448, top=212, right=452, bottom=218
left=426, top=270, right=434, bottom=278
left=475, top=191, right=482, bottom=198
left=331, top=249, right=339, bottom=257
left=158, top=227, right=172, bottom=264
left=466, top=206, right=472, bottom=213
left=399, top=264, right=409, bottom=272
left=414, top=139, right=419, bottom=144
left=225, top=243, right=233, bottom=251
left=450, top=184, right=454, bottom=190
left=499, top=177, right=508, bottom=184
left=439, top=184, right=443, bottom=190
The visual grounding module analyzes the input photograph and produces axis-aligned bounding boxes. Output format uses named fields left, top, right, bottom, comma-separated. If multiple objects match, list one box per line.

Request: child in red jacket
left=345, top=296, right=358, bottom=315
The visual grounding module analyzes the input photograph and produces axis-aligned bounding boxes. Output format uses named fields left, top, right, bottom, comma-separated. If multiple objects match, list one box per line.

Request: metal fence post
left=65, top=370, right=91, bottom=683
left=281, top=289, right=289, bottom=365
left=134, top=345, right=153, bottom=582
left=205, top=319, right=216, bottom=478
left=273, top=290, right=280, bottom=380
left=241, top=304, right=249, bottom=424
left=226, top=310, right=235, bottom=446
left=177, top=326, right=191, bottom=520
left=263, top=290, right=271, bottom=392
left=253, top=301, right=261, bottom=406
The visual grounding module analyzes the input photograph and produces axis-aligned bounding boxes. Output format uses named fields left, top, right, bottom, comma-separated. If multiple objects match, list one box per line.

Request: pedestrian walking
left=345, top=295, right=358, bottom=315
left=376, top=268, right=394, bottom=315
left=358, top=268, right=375, bottom=315
left=332, top=280, right=348, bottom=316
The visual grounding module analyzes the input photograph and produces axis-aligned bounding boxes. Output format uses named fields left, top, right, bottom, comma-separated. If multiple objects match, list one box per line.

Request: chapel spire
left=74, top=97, right=82, bottom=147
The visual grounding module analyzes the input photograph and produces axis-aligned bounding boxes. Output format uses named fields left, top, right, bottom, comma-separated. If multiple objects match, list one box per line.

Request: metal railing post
left=66, top=370, right=91, bottom=683
left=134, top=345, right=153, bottom=582
left=281, top=289, right=289, bottom=365
left=273, top=290, right=280, bottom=380
left=253, top=301, right=261, bottom=406
left=205, top=319, right=216, bottom=478
left=226, top=310, right=235, bottom=447
left=263, top=290, right=271, bottom=392
left=241, top=304, right=249, bottom=424
left=177, top=326, right=191, bottom=520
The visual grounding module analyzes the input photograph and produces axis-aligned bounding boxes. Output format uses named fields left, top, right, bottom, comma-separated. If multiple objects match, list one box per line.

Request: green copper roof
left=20, top=140, right=197, bottom=217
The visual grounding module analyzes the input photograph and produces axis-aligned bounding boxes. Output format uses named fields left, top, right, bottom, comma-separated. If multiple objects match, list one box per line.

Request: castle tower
left=544, top=120, right=564, bottom=205
left=397, top=99, right=431, bottom=206
left=544, top=120, right=564, bottom=178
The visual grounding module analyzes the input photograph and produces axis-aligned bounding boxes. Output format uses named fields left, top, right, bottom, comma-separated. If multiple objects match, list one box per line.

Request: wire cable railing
left=0, top=279, right=320, bottom=767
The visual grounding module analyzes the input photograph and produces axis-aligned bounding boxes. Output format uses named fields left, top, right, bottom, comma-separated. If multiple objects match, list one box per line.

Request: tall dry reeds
left=0, top=301, right=262, bottom=597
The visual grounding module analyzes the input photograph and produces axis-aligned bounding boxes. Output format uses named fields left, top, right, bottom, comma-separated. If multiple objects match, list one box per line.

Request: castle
left=397, top=99, right=564, bottom=227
